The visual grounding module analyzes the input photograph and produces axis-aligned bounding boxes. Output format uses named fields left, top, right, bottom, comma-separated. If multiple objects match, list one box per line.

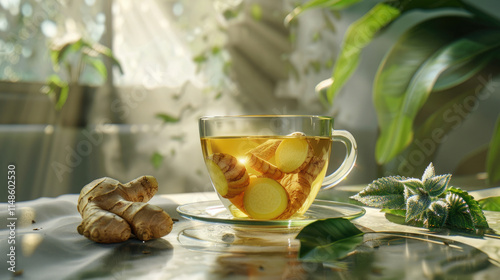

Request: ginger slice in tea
left=276, top=156, right=326, bottom=219
left=243, top=177, right=288, bottom=220
left=206, top=153, right=249, bottom=198
left=275, top=137, right=313, bottom=173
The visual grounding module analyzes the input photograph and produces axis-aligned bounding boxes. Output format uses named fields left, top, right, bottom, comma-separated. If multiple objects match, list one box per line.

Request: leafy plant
left=351, top=162, right=494, bottom=232
left=287, top=0, right=500, bottom=182
left=42, top=36, right=123, bottom=110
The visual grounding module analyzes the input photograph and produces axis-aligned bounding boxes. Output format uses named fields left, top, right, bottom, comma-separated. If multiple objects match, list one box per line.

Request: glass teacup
left=199, top=115, right=357, bottom=220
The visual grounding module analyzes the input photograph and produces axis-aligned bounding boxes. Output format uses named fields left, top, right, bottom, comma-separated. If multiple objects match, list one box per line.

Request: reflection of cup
left=199, top=115, right=357, bottom=220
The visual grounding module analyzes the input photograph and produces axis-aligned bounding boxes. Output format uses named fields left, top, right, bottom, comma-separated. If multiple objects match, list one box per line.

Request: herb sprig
left=351, top=163, right=490, bottom=232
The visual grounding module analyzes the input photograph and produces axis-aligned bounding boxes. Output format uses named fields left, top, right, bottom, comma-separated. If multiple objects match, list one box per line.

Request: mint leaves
left=351, top=163, right=490, bottom=232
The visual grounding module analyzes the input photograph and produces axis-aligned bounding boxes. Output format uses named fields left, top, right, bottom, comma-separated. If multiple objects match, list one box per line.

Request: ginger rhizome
left=276, top=156, right=326, bottom=219
left=206, top=153, right=250, bottom=198
left=246, top=152, right=284, bottom=180
left=77, top=176, right=173, bottom=243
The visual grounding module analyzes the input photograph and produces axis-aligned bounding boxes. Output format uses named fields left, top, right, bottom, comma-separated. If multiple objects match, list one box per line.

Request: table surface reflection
left=1, top=186, right=499, bottom=279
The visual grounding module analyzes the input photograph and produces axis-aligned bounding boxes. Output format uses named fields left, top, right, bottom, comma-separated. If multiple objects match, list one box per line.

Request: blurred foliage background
left=1, top=0, right=499, bottom=201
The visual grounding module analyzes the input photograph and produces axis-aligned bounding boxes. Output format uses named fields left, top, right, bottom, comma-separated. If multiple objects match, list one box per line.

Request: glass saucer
left=176, top=199, right=365, bottom=228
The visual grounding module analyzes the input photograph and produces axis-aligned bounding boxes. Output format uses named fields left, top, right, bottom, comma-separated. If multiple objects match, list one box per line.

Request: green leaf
left=446, top=192, right=475, bottom=231
left=375, top=28, right=500, bottom=164
left=84, top=57, right=108, bottom=80
left=406, top=193, right=431, bottom=222
left=423, top=174, right=451, bottom=197
left=296, top=218, right=364, bottom=262
left=448, top=187, right=489, bottom=229
left=285, top=0, right=362, bottom=25
left=350, top=176, right=406, bottom=209
left=380, top=208, right=406, bottom=217
left=81, top=40, right=123, bottom=70
left=193, top=53, right=207, bottom=64
left=391, top=79, right=490, bottom=177
left=478, top=196, right=500, bottom=211
left=373, top=16, right=469, bottom=163
left=150, top=152, right=163, bottom=169
left=433, top=53, right=492, bottom=92
left=400, top=178, right=423, bottom=193
left=52, top=38, right=84, bottom=67
left=394, top=0, right=464, bottom=12
left=487, top=115, right=500, bottom=185
left=250, top=4, right=262, bottom=21
left=156, top=113, right=180, bottom=123
left=324, top=3, right=400, bottom=104
left=55, top=85, right=69, bottom=110
left=421, top=162, right=435, bottom=182
left=45, top=75, right=69, bottom=110
left=424, top=200, right=448, bottom=229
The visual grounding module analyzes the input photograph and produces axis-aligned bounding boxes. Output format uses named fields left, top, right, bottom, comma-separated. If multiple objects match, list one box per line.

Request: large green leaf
left=374, top=16, right=474, bottom=138
left=433, top=54, right=492, bottom=91
left=296, top=218, right=364, bottom=262
left=375, top=28, right=500, bottom=164
left=324, top=3, right=400, bottom=104
left=487, top=115, right=500, bottom=185
left=385, top=76, right=489, bottom=177
left=394, top=0, right=464, bottom=11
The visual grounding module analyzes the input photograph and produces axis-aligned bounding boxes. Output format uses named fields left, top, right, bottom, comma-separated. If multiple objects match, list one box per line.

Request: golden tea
left=201, top=134, right=332, bottom=220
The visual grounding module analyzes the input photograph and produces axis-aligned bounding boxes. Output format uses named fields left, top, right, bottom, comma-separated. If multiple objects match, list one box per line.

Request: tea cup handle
left=321, top=130, right=358, bottom=190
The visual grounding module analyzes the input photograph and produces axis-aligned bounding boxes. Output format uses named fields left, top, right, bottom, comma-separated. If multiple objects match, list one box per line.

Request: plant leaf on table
left=478, top=196, right=500, bottom=211
left=351, top=163, right=493, bottom=233
left=296, top=218, right=364, bottom=262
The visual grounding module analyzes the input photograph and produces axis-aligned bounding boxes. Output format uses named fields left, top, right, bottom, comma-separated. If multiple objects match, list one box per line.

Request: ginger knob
left=77, top=176, right=173, bottom=243
left=276, top=156, right=326, bottom=219
left=206, top=153, right=250, bottom=198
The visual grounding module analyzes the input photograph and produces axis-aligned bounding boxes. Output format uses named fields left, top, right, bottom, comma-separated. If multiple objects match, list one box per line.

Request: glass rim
left=199, top=115, right=334, bottom=121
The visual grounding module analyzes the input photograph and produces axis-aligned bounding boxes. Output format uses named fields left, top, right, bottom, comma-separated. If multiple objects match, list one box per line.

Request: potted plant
left=287, top=0, right=500, bottom=185
left=41, top=35, right=123, bottom=126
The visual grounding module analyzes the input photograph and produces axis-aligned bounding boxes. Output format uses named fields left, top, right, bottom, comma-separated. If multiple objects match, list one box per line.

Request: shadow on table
left=70, top=238, right=174, bottom=280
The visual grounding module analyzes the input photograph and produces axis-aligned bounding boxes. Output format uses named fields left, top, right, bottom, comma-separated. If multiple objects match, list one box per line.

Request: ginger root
left=245, top=152, right=284, bottom=180
left=206, top=153, right=250, bottom=198
left=77, top=176, right=173, bottom=243
left=276, top=156, right=326, bottom=219
left=246, top=139, right=281, bottom=161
